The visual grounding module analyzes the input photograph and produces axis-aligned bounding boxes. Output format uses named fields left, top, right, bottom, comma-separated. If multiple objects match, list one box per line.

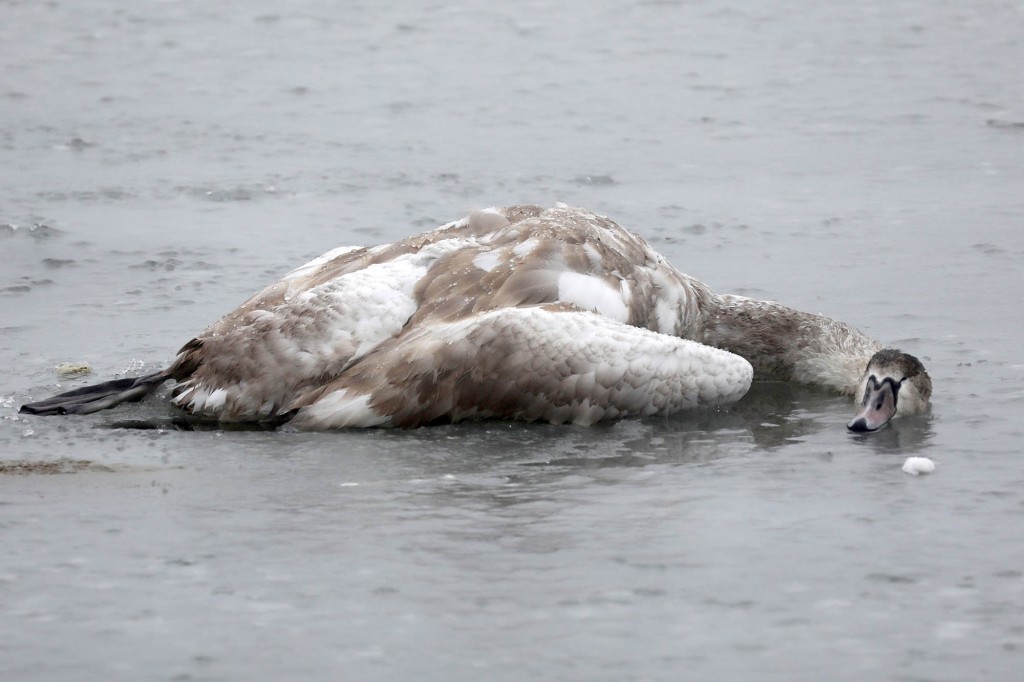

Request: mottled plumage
left=21, top=205, right=930, bottom=430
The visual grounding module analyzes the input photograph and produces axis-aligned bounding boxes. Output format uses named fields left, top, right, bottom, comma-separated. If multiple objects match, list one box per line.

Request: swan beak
left=847, top=376, right=900, bottom=432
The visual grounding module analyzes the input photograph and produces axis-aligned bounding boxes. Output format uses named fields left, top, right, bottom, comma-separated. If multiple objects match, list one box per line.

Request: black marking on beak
left=861, top=375, right=903, bottom=409
left=848, top=416, right=869, bottom=432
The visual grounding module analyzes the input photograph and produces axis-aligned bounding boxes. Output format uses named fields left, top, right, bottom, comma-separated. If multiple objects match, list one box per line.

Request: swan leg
left=20, top=372, right=168, bottom=416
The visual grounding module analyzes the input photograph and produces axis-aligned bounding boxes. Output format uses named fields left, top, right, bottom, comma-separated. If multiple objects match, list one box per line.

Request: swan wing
left=169, top=238, right=475, bottom=420
left=289, top=306, right=753, bottom=428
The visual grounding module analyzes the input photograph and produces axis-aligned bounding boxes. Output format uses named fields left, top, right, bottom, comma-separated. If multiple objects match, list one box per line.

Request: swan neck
left=700, top=294, right=882, bottom=394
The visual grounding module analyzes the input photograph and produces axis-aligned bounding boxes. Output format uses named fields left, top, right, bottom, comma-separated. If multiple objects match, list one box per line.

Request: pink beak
left=847, top=376, right=900, bottom=432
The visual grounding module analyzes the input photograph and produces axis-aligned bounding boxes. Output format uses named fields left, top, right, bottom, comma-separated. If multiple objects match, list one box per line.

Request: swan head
left=847, top=349, right=931, bottom=432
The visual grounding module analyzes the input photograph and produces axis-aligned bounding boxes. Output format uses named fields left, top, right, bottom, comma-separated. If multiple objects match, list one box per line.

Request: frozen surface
left=2, top=1, right=1023, bottom=680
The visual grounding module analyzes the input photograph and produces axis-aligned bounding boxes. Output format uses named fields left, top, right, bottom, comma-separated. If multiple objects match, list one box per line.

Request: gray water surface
left=3, top=1, right=1023, bottom=680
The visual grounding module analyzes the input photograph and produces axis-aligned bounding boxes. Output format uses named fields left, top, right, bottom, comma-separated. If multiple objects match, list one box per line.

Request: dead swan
left=21, top=205, right=931, bottom=430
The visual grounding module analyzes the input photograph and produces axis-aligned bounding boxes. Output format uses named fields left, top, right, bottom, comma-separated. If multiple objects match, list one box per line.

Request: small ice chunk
left=56, top=362, right=92, bottom=377
left=902, top=457, right=936, bottom=476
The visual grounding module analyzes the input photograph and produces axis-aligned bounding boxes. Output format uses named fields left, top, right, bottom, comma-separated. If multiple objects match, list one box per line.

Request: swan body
left=20, top=205, right=930, bottom=430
